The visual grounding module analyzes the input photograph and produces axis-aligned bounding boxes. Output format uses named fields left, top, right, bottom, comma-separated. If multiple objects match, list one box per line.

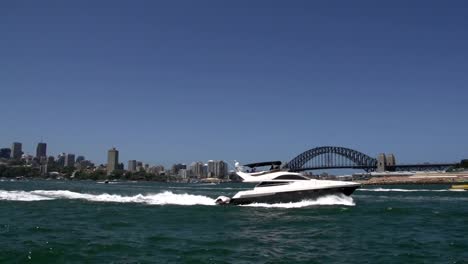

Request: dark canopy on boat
left=244, top=161, right=282, bottom=168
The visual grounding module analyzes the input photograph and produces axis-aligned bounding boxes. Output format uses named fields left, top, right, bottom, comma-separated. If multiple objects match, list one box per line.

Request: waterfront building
left=149, top=165, right=165, bottom=175
left=56, top=153, right=66, bottom=167
left=76, top=156, right=85, bottom=163
left=207, top=160, right=215, bottom=177
left=11, top=142, right=22, bottom=159
left=202, top=164, right=208, bottom=178
left=40, top=163, right=48, bottom=176
left=22, top=154, right=34, bottom=165
left=47, top=156, right=55, bottom=164
left=0, top=148, right=11, bottom=159
left=172, top=163, right=186, bottom=175
left=128, top=160, right=137, bottom=172
left=64, top=154, right=75, bottom=167
left=39, top=156, right=48, bottom=165
left=136, top=161, right=143, bottom=172
left=189, top=161, right=204, bottom=178
left=107, top=148, right=119, bottom=175
left=207, top=160, right=228, bottom=179
left=178, top=169, right=188, bottom=179
left=36, top=142, right=47, bottom=158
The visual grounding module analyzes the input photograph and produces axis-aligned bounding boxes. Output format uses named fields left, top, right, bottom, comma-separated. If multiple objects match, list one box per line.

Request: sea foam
left=0, top=190, right=55, bottom=201
left=358, top=188, right=450, bottom=192
left=0, top=190, right=216, bottom=206
left=1, top=190, right=357, bottom=207
left=241, top=194, right=355, bottom=208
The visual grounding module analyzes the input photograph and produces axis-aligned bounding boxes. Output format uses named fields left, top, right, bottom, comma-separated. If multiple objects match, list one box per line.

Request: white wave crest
left=0, top=190, right=216, bottom=206
left=0, top=190, right=55, bottom=201
left=241, top=194, right=355, bottom=208
left=358, top=188, right=449, bottom=192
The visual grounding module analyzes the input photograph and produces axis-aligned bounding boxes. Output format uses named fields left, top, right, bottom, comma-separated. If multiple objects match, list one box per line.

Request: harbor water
left=0, top=180, right=467, bottom=263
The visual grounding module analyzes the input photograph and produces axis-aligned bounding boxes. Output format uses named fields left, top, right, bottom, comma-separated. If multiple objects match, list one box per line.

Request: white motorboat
left=216, top=161, right=360, bottom=205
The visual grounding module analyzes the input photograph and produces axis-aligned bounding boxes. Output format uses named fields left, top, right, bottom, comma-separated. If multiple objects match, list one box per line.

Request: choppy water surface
left=0, top=180, right=467, bottom=263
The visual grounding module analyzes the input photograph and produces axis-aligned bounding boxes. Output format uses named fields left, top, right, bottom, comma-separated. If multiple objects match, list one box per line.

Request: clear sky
left=1, top=0, right=467, bottom=167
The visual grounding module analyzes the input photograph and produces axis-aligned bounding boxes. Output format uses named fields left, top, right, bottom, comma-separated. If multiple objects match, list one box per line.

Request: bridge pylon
left=377, top=153, right=396, bottom=172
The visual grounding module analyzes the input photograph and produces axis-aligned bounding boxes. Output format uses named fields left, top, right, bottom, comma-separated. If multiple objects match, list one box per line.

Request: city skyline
left=1, top=1, right=467, bottom=166
left=0, top=139, right=465, bottom=172
left=0, top=140, right=234, bottom=171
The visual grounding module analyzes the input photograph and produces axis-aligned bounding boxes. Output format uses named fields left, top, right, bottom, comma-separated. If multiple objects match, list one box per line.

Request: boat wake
left=0, top=190, right=55, bottom=201
left=0, top=190, right=216, bottom=206
left=240, top=194, right=355, bottom=208
left=358, top=188, right=451, bottom=192
left=0, top=190, right=356, bottom=208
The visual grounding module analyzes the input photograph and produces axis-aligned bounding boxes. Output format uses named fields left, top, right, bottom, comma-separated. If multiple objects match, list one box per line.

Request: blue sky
left=1, top=0, right=467, bottom=167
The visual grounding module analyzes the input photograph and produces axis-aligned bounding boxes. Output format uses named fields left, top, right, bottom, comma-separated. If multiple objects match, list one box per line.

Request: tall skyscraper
left=128, top=160, right=137, bottom=172
left=207, top=160, right=228, bottom=179
left=36, top=142, right=47, bottom=158
left=64, top=154, right=75, bottom=167
left=11, top=142, right=22, bottom=159
left=207, top=160, right=215, bottom=177
left=107, top=148, right=119, bottom=175
left=189, top=161, right=204, bottom=178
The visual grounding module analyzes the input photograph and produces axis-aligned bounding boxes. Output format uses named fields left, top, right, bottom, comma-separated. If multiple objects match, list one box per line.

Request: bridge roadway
left=285, top=146, right=461, bottom=172
left=290, top=163, right=459, bottom=172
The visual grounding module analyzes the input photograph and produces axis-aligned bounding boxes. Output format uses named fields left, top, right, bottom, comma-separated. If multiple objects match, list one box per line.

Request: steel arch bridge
left=285, top=146, right=378, bottom=172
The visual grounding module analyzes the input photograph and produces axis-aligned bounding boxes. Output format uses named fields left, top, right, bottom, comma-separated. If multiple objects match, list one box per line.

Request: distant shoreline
left=358, top=174, right=468, bottom=185
left=2, top=173, right=468, bottom=186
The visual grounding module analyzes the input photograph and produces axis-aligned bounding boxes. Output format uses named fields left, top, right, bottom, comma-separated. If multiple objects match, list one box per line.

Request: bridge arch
left=285, top=146, right=378, bottom=172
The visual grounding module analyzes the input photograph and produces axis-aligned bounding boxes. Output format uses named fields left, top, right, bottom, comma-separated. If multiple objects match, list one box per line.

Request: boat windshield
left=255, top=181, right=290, bottom=187
left=272, top=174, right=309, bottom=180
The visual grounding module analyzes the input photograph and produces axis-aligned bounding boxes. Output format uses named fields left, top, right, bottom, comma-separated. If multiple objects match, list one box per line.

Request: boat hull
left=230, top=185, right=359, bottom=205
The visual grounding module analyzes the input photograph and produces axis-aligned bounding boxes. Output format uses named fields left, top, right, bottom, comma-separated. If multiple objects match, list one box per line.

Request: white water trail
left=0, top=190, right=216, bottom=206
left=358, top=188, right=450, bottom=192
left=241, top=194, right=355, bottom=208
left=1, top=190, right=358, bottom=208
left=0, top=190, right=55, bottom=201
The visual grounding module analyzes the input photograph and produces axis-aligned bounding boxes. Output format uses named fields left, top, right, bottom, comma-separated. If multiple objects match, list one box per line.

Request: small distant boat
left=450, top=184, right=468, bottom=191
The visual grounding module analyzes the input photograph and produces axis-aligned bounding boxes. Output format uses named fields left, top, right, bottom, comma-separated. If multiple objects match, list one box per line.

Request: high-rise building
left=47, top=156, right=55, bottom=164
left=0, top=148, right=11, bottom=159
left=172, top=163, right=186, bottom=175
left=149, top=165, right=165, bottom=175
left=76, top=156, right=85, bottom=163
left=64, top=154, right=75, bottom=167
left=207, top=160, right=215, bottom=177
left=11, top=142, right=22, bottom=159
left=56, top=153, right=66, bottom=167
left=128, top=160, right=137, bottom=172
left=178, top=169, right=188, bottom=179
left=202, top=164, right=208, bottom=178
left=136, top=161, right=143, bottom=172
left=189, top=161, right=204, bottom=178
left=36, top=142, right=47, bottom=158
left=107, top=148, right=119, bottom=175
left=207, top=160, right=228, bottom=179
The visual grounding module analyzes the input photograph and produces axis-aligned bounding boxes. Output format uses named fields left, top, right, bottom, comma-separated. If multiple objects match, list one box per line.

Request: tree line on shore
left=0, top=164, right=178, bottom=182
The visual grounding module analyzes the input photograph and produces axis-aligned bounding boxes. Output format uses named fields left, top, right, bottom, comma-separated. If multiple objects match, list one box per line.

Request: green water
left=0, top=180, right=467, bottom=263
